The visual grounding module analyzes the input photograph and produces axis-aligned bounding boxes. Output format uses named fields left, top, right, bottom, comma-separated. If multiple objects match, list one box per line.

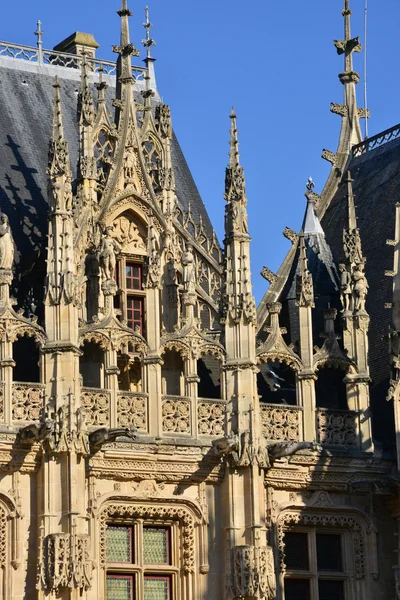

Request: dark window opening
left=162, top=349, right=184, bottom=396
left=315, top=367, right=347, bottom=409
left=197, top=355, right=221, bottom=399
left=79, top=341, right=103, bottom=388
left=257, top=360, right=296, bottom=405
left=13, top=336, right=40, bottom=383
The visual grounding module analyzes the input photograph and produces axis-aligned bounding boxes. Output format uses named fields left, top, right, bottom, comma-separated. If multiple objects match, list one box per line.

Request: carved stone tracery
left=99, top=502, right=195, bottom=572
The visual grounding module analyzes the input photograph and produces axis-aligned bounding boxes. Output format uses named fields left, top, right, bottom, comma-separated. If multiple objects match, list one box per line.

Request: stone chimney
left=53, top=32, right=100, bottom=58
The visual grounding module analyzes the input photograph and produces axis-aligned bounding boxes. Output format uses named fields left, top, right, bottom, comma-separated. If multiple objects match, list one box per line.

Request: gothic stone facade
left=0, top=2, right=399, bottom=600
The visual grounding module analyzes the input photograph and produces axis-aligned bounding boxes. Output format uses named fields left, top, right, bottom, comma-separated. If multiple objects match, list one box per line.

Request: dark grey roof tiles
left=322, top=138, right=400, bottom=450
left=0, top=58, right=216, bottom=277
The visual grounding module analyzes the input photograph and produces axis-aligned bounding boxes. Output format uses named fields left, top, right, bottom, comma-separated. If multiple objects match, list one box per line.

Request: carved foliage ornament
left=226, top=545, right=276, bottom=600
left=155, top=104, right=172, bottom=139
left=40, top=532, right=92, bottom=592
left=99, top=503, right=195, bottom=572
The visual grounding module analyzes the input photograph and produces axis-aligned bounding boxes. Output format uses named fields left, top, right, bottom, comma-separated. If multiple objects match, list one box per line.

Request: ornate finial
left=34, top=20, right=44, bottom=50
left=229, top=107, right=240, bottom=167
left=306, top=177, right=315, bottom=192
left=334, top=0, right=362, bottom=78
left=52, top=76, right=64, bottom=140
left=78, top=53, right=95, bottom=126
left=117, top=0, right=132, bottom=18
left=95, top=64, right=108, bottom=103
left=344, top=170, right=357, bottom=230
left=114, top=0, right=139, bottom=84
left=142, top=6, right=156, bottom=59
left=296, top=233, right=314, bottom=308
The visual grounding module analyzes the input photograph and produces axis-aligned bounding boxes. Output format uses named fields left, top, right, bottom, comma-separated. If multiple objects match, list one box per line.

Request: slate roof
left=322, top=137, right=400, bottom=449
left=0, top=55, right=215, bottom=298
left=278, top=199, right=341, bottom=346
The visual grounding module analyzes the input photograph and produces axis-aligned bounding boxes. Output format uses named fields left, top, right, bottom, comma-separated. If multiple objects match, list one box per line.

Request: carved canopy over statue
left=0, top=214, right=14, bottom=270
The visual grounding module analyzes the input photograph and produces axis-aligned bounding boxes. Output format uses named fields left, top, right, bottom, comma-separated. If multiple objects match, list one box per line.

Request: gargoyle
left=89, top=427, right=138, bottom=452
left=17, top=419, right=56, bottom=446
left=211, top=434, right=239, bottom=462
left=267, top=440, right=322, bottom=459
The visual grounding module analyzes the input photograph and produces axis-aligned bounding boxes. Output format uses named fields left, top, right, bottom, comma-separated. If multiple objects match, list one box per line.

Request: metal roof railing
left=0, top=40, right=146, bottom=80
left=353, top=123, right=400, bottom=157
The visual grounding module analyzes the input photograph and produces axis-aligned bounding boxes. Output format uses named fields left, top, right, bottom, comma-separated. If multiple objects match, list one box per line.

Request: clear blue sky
left=1, top=1, right=398, bottom=302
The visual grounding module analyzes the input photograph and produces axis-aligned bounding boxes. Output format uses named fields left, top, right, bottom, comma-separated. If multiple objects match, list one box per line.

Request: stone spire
left=333, top=0, right=364, bottom=149
left=48, top=76, right=73, bottom=213
left=142, top=6, right=158, bottom=91
left=142, top=6, right=156, bottom=59
left=113, top=0, right=139, bottom=98
left=224, top=108, right=249, bottom=239
left=319, top=0, right=368, bottom=217
left=223, top=109, right=255, bottom=325
left=342, top=171, right=364, bottom=267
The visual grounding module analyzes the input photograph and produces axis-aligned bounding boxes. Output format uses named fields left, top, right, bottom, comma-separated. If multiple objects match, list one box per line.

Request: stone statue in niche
left=353, top=262, right=368, bottom=312
left=124, top=146, right=136, bottom=181
left=0, top=214, right=14, bottom=270
left=166, top=257, right=177, bottom=285
left=339, top=263, right=352, bottom=312
left=181, top=244, right=196, bottom=294
left=113, top=215, right=146, bottom=254
left=99, top=226, right=121, bottom=281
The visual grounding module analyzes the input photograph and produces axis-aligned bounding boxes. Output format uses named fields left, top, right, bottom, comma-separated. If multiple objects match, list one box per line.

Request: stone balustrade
left=260, top=404, right=303, bottom=442
left=161, top=395, right=192, bottom=435
left=316, top=408, right=360, bottom=447
left=12, top=382, right=45, bottom=423
left=117, top=391, right=148, bottom=432
left=197, top=398, right=225, bottom=436
left=81, top=387, right=111, bottom=427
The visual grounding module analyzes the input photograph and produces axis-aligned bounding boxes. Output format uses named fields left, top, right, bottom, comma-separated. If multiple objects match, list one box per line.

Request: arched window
left=13, top=335, right=40, bottom=383
left=315, top=366, right=347, bottom=410
left=197, top=354, right=221, bottom=400
left=80, top=341, right=104, bottom=389
left=257, top=360, right=297, bottom=406
left=162, top=349, right=184, bottom=396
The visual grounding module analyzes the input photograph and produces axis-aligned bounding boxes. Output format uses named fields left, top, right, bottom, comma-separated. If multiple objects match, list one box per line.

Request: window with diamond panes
left=106, top=526, right=133, bottom=563
left=106, top=523, right=173, bottom=600
left=284, top=530, right=347, bottom=600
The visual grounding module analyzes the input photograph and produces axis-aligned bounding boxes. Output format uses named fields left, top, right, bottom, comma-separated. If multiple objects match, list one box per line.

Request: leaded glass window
left=143, top=528, right=169, bottom=564
left=106, top=522, right=173, bottom=599
left=106, top=526, right=132, bottom=563
left=283, top=529, right=347, bottom=600
left=144, top=576, right=170, bottom=600
left=106, top=575, right=133, bottom=600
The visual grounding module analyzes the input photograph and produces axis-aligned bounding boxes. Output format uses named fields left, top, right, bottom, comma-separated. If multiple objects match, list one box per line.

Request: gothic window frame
left=281, top=527, right=351, bottom=600
left=99, top=501, right=196, bottom=599
left=276, top=508, right=369, bottom=600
